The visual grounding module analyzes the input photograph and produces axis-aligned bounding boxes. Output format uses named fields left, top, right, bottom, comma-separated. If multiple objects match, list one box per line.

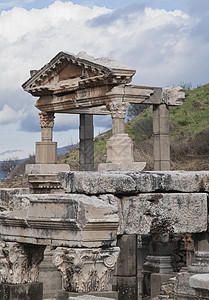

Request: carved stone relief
left=39, top=111, right=55, bottom=128
left=53, top=247, right=120, bottom=292
left=0, top=241, right=45, bottom=284
left=106, top=101, right=128, bottom=119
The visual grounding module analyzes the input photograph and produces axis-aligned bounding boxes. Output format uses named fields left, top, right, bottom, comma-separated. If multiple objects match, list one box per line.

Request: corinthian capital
left=0, top=242, right=45, bottom=284
left=106, top=101, right=128, bottom=119
left=53, top=247, right=120, bottom=293
left=39, top=111, right=55, bottom=128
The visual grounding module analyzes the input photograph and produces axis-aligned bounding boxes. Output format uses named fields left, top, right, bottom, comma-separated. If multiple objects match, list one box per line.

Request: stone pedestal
left=26, top=163, right=70, bottom=193
left=98, top=100, right=146, bottom=171
left=143, top=255, right=173, bottom=297
left=0, top=282, right=43, bottom=300
left=106, top=134, right=134, bottom=163
left=98, top=134, right=146, bottom=171
left=36, top=141, right=57, bottom=164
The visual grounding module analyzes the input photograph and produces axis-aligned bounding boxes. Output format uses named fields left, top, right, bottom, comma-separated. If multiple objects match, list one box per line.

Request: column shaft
left=153, top=104, right=170, bottom=171
left=79, top=114, right=94, bottom=171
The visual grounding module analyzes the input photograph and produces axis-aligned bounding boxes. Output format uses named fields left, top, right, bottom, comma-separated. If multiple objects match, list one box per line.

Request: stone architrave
left=36, top=111, right=57, bottom=164
left=0, top=241, right=45, bottom=284
left=53, top=247, right=120, bottom=293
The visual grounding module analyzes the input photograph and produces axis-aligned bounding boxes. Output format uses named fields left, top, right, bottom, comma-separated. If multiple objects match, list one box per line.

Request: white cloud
left=0, top=0, right=208, bottom=130
left=0, top=105, right=26, bottom=125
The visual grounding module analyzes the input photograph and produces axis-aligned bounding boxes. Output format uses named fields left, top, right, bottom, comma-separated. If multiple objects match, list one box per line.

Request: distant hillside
left=60, top=83, right=209, bottom=171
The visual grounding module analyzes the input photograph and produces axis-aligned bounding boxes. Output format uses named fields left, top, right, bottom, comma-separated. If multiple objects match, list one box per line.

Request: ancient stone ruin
left=0, top=52, right=208, bottom=300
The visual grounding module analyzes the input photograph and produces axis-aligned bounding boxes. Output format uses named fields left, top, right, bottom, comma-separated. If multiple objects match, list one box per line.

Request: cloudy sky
left=0, top=0, right=208, bottom=160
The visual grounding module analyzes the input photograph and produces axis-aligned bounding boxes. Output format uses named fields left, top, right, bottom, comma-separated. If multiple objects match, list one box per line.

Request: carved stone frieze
left=39, top=111, right=55, bottom=128
left=53, top=247, right=120, bottom=293
left=0, top=241, right=45, bottom=284
left=106, top=101, right=128, bottom=119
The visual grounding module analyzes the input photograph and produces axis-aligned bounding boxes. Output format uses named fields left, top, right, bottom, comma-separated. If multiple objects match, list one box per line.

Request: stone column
left=53, top=247, right=120, bottom=299
left=115, top=235, right=138, bottom=300
left=79, top=114, right=94, bottom=171
left=153, top=104, right=170, bottom=171
left=106, top=101, right=133, bottom=163
left=98, top=100, right=145, bottom=171
left=0, top=241, right=45, bottom=300
left=36, top=111, right=57, bottom=164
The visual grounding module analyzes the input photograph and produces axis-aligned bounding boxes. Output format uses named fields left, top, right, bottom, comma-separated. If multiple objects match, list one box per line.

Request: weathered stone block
left=58, top=172, right=137, bottom=194
left=189, top=273, right=209, bottom=290
left=120, top=193, right=207, bottom=234
left=174, top=271, right=196, bottom=296
left=0, top=194, right=119, bottom=247
left=0, top=282, right=43, bottom=300
left=58, top=171, right=209, bottom=194
left=0, top=188, right=29, bottom=211
left=151, top=273, right=175, bottom=298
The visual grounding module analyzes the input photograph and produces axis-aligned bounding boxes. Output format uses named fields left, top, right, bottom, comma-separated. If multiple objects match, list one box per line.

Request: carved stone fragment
left=53, top=247, right=120, bottom=293
left=162, top=86, right=185, bottom=106
left=0, top=242, right=45, bottom=284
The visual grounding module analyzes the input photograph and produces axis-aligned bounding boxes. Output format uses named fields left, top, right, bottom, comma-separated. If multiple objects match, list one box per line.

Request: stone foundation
left=0, top=282, right=43, bottom=300
left=0, top=170, right=208, bottom=299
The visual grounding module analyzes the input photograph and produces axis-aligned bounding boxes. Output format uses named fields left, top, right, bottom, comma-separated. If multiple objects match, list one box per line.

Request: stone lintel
left=35, top=84, right=184, bottom=113
left=106, top=85, right=160, bottom=104
left=120, top=193, right=208, bottom=235
left=58, top=171, right=209, bottom=194
left=65, top=105, right=110, bottom=115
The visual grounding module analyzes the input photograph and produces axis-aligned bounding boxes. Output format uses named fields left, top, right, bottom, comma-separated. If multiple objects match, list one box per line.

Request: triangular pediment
left=22, top=51, right=136, bottom=96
